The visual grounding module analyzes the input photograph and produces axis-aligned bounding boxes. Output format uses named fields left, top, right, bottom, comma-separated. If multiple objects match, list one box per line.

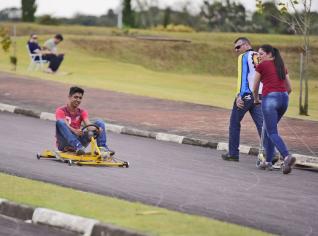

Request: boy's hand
left=73, top=129, right=83, bottom=136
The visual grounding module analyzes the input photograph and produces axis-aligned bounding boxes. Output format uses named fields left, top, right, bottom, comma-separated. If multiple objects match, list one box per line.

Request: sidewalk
left=0, top=71, right=317, bottom=156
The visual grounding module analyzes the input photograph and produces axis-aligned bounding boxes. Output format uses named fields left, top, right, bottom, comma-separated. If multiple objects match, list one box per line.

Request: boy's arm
left=83, top=118, right=91, bottom=126
left=82, top=111, right=101, bottom=132
left=82, top=109, right=90, bottom=127
left=83, top=112, right=103, bottom=133
left=56, top=108, right=82, bottom=136
left=83, top=117, right=103, bottom=133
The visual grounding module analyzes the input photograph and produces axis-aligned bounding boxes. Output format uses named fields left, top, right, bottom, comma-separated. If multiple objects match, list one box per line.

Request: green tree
left=99, top=9, right=118, bottom=27
left=37, top=14, right=60, bottom=25
left=122, top=0, right=135, bottom=27
left=224, top=0, right=246, bottom=32
left=0, top=26, right=15, bottom=70
left=163, top=7, right=171, bottom=27
left=200, top=0, right=246, bottom=32
left=0, top=27, right=11, bottom=52
left=22, top=0, right=37, bottom=22
left=201, top=1, right=226, bottom=30
left=252, top=2, right=291, bottom=34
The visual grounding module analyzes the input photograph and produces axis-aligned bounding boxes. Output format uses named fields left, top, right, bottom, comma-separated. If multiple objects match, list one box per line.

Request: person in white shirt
left=44, top=34, right=63, bottom=54
left=43, top=34, right=64, bottom=73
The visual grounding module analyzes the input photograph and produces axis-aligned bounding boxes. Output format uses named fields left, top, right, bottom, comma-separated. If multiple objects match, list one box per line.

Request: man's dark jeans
left=228, top=94, right=263, bottom=158
left=42, top=54, right=64, bottom=72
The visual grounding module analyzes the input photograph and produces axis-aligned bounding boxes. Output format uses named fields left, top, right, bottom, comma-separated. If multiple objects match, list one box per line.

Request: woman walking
left=253, top=44, right=295, bottom=174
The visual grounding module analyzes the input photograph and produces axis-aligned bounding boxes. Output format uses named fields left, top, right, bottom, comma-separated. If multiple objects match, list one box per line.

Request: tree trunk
left=304, top=49, right=309, bottom=115
left=299, top=53, right=304, bottom=115
left=302, top=6, right=310, bottom=116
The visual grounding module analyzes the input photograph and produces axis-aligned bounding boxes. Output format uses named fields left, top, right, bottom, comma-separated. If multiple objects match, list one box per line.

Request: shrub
left=152, top=24, right=195, bottom=33
left=37, top=15, right=60, bottom=25
left=0, top=26, right=11, bottom=52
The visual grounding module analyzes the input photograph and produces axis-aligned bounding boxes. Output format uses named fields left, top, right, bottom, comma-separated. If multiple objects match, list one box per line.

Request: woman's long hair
left=260, top=44, right=286, bottom=80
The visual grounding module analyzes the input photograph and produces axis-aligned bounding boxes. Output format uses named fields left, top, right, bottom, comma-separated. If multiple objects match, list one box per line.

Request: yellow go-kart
left=37, top=124, right=129, bottom=168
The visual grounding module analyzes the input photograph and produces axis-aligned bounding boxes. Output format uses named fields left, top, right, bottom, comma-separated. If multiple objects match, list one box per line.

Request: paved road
left=0, top=112, right=317, bottom=236
left=0, top=214, right=78, bottom=236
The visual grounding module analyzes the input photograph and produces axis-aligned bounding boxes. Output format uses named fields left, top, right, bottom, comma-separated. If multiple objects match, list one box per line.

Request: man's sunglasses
left=234, top=43, right=245, bottom=50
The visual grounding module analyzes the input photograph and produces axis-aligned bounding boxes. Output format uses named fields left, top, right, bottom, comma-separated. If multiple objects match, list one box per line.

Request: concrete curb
left=91, top=223, right=147, bottom=236
left=0, top=198, right=147, bottom=236
left=0, top=198, right=34, bottom=220
left=1, top=102, right=317, bottom=165
left=33, top=208, right=98, bottom=236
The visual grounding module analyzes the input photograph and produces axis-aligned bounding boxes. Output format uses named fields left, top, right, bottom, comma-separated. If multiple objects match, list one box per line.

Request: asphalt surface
left=0, top=214, right=79, bottom=236
left=0, top=112, right=318, bottom=236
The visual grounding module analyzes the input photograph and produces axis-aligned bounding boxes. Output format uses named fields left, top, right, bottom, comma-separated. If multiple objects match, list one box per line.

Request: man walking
left=222, top=37, right=263, bottom=161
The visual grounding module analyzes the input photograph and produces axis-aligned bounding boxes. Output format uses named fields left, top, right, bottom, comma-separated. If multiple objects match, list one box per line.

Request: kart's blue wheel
left=36, top=153, right=41, bottom=160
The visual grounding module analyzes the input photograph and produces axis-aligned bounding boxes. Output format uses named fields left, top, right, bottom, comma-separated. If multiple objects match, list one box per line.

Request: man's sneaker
left=221, top=153, right=239, bottom=162
left=282, top=155, right=296, bottom=174
left=76, top=147, right=85, bottom=156
left=99, top=147, right=115, bottom=159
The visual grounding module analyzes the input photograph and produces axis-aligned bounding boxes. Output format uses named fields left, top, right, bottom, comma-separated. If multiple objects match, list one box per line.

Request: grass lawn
left=0, top=173, right=272, bottom=236
left=0, top=35, right=317, bottom=121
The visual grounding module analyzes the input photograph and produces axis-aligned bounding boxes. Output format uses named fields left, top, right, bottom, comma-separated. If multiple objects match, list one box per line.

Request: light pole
left=117, top=0, right=123, bottom=29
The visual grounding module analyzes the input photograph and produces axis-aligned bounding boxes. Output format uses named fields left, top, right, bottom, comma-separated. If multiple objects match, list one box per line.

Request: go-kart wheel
left=68, top=160, right=73, bottom=166
left=36, top=153, right=41, bottom=160
left=82, top=124, right=100, bottom=139
left=124, top=162, right=129, bottom=168
left=256, top=159, right=262, bottom=169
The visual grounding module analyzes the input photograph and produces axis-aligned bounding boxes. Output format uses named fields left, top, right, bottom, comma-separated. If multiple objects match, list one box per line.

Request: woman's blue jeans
left=262, top=92, right=289, bottom=162
left=56, top=119, right=107, bottom=151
